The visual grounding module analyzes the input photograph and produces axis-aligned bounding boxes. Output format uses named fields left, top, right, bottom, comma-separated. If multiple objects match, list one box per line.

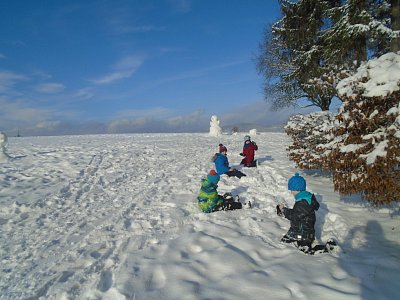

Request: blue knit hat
left=207, top=169, right=220, bottom=184
left=288, top=173, right=306, bottom=191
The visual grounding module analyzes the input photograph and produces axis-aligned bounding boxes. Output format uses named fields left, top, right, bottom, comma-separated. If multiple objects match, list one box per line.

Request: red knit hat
left=219, top=144, right=227, bottom=153
left=207, top=169, right=220, bottom=183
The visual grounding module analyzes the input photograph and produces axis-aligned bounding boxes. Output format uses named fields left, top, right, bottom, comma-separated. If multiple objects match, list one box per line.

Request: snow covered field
left=0, top=133, right=399, bottom=299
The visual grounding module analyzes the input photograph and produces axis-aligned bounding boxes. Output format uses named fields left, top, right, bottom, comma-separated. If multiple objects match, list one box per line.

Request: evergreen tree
left=285, top=112, right=337, bottom=170
left=323, top=0, right=395, bottom=69
left=257, top=1, right=398, bottom=111
left=257, top=0, right=343, bottom=111
left=257, top=21, right=305, bottom=110
left=325, top=52, right=400, bottom=205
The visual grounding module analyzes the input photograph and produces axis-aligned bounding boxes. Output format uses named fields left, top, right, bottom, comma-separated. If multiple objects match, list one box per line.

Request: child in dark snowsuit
left=277, top=173, right=320, bottom=253
left=240, top=135, right=258, bottom=167
left=197, top=170, right=243, bottom=213
left=212, top=144, right=246, bottom=179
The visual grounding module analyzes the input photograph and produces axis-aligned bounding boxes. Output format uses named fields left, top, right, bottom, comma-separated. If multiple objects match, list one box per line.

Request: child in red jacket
left=240, top=135, right=258, bottom=167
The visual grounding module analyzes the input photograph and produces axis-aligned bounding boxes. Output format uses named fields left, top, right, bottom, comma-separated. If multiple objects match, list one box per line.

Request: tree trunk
left=358, top=36, right=368, bottom=62
left=320, top=96, right=331, bottom=111
left=357, top=0, right=368, bottom=61
left=392, top=0, right=400, bottom=52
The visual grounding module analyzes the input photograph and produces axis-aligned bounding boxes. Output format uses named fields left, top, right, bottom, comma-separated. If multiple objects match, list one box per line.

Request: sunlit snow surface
left=0, top=133, right=399, bottom=299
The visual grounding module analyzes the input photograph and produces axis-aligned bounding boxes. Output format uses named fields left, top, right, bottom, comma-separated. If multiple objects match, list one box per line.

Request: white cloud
left=0, top=70, right=28, bottom=92
left=72, top=87, right=94, bottom=100
left=115, top=107, right=173, bottom=119
left=220, top=101, right=317, bottom=128
left=166, top=109, right=205, bottom=126
left=140, top=60, right=246, bottom=91
left=0, top=96, right=53, bottom=129
left=117, top=25, right=166, bottom=33
left=0, top=99, right=302, bottom=136
left=107, top=109, right=208, bottom=133
left=35, top=83, right=65, bottom=93
left=91, top=55, right=144, bottom=84
left=168, top=0, right=192, bottom=13
left=30, top=70, right=53, bottom=80
left=35, top=120, right=61, bottom=129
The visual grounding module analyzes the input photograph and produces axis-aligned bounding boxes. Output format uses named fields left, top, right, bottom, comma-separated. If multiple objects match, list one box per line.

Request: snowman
left=0, top=131, right=9, bottom=161
left=209, top=115, right=222, bottom=136
left=249, top=128, right=257, bottom=136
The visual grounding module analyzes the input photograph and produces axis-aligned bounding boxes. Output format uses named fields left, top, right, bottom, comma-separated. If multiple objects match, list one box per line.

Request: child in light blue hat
left=197, top=170, right=244, bottom=213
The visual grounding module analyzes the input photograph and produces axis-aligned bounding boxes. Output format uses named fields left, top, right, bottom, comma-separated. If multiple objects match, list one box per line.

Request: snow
left=337, top=51, right=400, bottom=98
left=339, top=143, right=367, bottom=153
left=0, top=133, right=399, bottom=299
left=360, top=140, right=388, bottom=165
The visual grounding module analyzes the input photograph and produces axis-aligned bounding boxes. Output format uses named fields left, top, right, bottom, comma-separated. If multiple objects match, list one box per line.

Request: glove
left=239, top=153, right=244, bottom=156
left=252, top=141, right=257, bottom=146
left=276, top=204, right=284, bottom=217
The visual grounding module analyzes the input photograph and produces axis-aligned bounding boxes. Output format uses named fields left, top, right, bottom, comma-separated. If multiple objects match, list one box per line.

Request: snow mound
left=337, top=51, right=400, bottom=98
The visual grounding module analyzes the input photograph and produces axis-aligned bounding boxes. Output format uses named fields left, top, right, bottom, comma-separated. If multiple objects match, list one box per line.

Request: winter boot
left=324, top=239, right=338, bottom=253
left=276, top=205, right=283, bottom=217
left=281, top=234, right=296, bottom=244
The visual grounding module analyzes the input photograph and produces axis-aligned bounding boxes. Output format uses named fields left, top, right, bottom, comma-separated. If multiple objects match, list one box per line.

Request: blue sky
left=0, top=0, right=315, bottom=136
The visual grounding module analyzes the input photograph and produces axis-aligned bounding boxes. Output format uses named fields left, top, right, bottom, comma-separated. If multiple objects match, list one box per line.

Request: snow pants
left=211, top=198, right=242, bottom=212
left=225, top=169, right=246, bottom=179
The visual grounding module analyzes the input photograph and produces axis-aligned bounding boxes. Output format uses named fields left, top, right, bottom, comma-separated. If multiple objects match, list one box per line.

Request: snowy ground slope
left=0, top=133, right=399, bottom=300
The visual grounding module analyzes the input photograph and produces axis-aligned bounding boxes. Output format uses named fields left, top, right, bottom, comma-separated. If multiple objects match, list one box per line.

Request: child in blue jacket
left=212, top=144, right=246, bottom=179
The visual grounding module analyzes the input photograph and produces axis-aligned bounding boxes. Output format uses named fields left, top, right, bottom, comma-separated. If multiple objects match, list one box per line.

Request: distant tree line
left=258, top=0, right=400, bottom=205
